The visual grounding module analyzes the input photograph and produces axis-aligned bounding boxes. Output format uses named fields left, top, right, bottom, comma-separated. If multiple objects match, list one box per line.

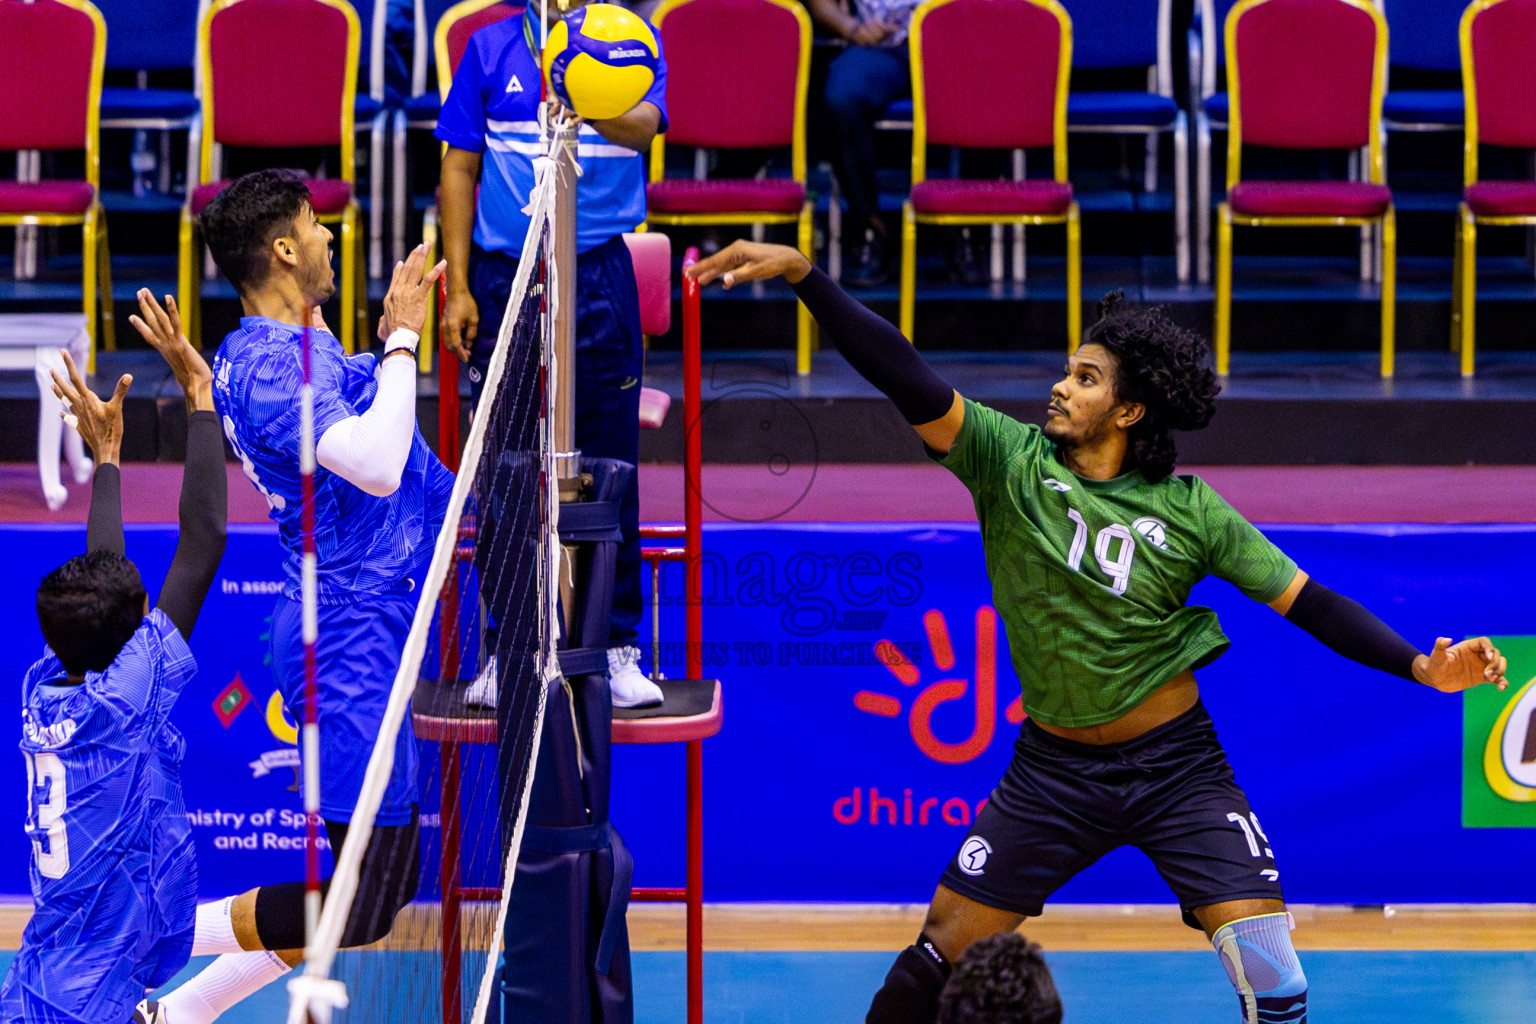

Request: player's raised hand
left=50, top=350, right=130, bottom=467
left=1413, top=636, right=1508, bottom=693
left=380, top=243, right=448, bottom=340
left=687, top=240, right=812, bottom=289
left=130, top=290, right=213, bottom=413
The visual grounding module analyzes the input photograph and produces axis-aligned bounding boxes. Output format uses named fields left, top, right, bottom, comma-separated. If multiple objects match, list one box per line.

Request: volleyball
left=541, top=4, right=659, bottom=120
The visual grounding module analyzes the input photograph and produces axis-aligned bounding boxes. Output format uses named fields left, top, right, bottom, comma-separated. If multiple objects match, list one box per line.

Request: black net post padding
left=501, top=457, right=636, bottom=1024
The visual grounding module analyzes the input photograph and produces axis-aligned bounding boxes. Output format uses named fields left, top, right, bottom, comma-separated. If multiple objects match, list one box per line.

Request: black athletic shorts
left=940, top=701, right=1285, bottom=929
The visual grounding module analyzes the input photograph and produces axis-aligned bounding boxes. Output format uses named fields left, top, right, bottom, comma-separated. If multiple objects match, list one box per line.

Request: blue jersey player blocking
left=149, top=171, right=448, bottom=1024
left=437, top=0, right=668, bottom=707
left=2, top=291, right=228, bottom=1024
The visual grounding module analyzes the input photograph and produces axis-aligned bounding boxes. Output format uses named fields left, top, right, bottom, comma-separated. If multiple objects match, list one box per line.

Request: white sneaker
left=133, top=999, right=168, bottom=1024
left=607, top=646, right=663, bottom=709
left=463, top=653, right=497, bottom=708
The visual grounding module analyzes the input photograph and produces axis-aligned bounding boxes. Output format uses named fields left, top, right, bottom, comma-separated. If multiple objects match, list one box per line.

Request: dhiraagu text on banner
left=1463, top=635, right=1536, bottom=827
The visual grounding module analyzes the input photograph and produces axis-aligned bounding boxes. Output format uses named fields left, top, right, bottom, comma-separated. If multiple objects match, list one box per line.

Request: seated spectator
left=809, top=0, right=986, bottom=287
left=808, top=0, right=918, bottom=287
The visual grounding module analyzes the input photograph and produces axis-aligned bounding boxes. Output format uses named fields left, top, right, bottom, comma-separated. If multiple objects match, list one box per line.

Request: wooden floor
left=3, top=902, right=1531, bottom=953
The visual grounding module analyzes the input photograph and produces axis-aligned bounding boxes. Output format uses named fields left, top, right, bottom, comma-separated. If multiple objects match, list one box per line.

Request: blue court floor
left=7, top=949, right=1531, bottom=1024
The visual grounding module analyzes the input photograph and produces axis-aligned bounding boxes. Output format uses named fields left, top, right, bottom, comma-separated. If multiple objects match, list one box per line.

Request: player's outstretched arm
left=688, top=241, right=966, bottom=452
left=1270, top=569, right=1508, bottom=692
left=131, top=289, right=228, bottom=639
left=317, top=244, right=447, bottom=496
left=49, top=350, right=130, bottom=556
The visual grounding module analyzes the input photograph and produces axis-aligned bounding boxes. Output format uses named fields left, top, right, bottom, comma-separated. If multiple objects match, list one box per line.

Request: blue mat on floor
left=4, top=949, right=1529, bottom=1023
left=631, top=951, right=1536, bottom=1024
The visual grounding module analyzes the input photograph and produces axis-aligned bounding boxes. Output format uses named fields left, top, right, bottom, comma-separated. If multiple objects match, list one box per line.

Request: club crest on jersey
left=1041, top=478, right=1072, bottom=493
left=1132, top=516, right=1170, bottom=550
left=957, top=836, right=992, bottom=875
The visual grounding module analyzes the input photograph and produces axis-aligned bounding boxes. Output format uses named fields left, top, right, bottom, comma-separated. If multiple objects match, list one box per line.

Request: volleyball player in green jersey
left=688, top=241, right=1509, bottom=1024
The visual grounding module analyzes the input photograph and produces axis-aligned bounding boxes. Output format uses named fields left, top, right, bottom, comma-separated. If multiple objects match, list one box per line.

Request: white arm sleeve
left=315, top=330, right=420, bottom=497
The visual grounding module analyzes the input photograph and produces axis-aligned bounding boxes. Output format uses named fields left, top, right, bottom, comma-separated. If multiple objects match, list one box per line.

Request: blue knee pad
left=1212, top=913, right=1307, bottom=1024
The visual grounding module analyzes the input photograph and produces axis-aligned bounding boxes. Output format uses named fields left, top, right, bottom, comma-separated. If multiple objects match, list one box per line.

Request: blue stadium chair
left=94, top=0, right=202, bottom=202
left=1380, top=0, right=1466, bottom=133
left=95, top=0, right=201, bottom=122
left=1194, top=0, right=1240, bottom=282
left=350, top=0, right=391, bottom=276
left=1062, top=0, right=1190, bottom=281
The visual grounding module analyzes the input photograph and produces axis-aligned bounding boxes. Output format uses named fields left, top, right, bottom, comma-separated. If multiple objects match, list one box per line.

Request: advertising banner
left=611, top=523, right=1536, bottom=905
left=1463, top=636, right=1536, bottom=827
left=3, top=522, right=1535, bottom=907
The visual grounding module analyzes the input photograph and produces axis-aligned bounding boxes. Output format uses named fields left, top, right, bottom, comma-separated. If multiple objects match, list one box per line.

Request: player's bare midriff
left=1032, top=670, right=1201, bottom=745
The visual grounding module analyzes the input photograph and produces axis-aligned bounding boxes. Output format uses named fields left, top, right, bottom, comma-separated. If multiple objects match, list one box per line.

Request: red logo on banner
left=212, top=673, right=254, bottom=728
left=853, top=607, right=1024, bottom=764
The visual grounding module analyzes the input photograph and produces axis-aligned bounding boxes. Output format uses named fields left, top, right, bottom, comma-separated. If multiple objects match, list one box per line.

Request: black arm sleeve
left=790, top=268, right=955, bottom=425
left=1283, top=577, right=1421, bottom=681
left=156, top=410, right=228, bottom=640
left=87, top=463, right=125, bottom=556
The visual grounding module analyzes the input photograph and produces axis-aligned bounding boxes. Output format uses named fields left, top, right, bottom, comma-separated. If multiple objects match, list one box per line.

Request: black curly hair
left=200, top=169, right=313, bottom=295
left=1082, top=290, right=1219, bottom=482
left=937, top=931, right=1062, bottom=1024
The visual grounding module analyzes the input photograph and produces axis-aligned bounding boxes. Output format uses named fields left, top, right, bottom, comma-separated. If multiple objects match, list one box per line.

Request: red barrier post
left=681, top=246, right=704, bottom=1024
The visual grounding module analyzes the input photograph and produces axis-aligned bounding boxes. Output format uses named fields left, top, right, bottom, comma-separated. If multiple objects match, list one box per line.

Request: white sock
left=190, top=897, right=242, bottom=956
left=160, top=950, right=291, bottom=1024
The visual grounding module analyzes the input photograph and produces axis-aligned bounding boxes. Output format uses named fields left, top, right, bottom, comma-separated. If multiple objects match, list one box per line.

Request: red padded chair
left=1214, top=0, right=1395, bottom=377
left=0, top=0, right=114, bottom=366
left=1452, top=0, right=1536, bottom=376
left=178, top=0, right=364, bottom=352
left=902, top=0, right=1081, bottom=349
left=646, top=0, right=815, bottom=374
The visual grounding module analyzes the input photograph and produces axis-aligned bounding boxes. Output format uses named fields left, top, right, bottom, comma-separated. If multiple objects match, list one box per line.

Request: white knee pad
left=1212, top=912, right=1307, bottom=1024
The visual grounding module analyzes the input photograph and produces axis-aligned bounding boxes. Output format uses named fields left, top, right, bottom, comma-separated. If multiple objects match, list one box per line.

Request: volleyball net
left=286, top=115, right=577, bottom=1024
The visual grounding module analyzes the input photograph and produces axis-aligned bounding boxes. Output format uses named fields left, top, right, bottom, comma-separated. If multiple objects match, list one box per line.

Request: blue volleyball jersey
left=212, top=318, right=454, bottom=601
left=0, top=609, right=197, bottom=1024
left=435, top=7, right=668, bottom=254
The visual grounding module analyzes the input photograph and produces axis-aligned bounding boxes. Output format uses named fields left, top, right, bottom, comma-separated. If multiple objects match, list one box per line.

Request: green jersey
left=932, top=399, right=1298, bottom=728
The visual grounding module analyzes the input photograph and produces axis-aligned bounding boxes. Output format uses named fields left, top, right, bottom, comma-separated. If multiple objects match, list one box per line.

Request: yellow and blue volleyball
left=541, top=4, right=659, bottom=121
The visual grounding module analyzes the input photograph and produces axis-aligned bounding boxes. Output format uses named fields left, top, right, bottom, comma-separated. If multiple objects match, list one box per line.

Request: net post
left=437, top=277, right=464, bottom=692
left=552, top=112, right=580, bottom=493
left=438, top=274, right=461, bottom=474
left=549, top=109, right=582, bottom=653
left=299, top=315, right=323, bottom=970
left=441, top=739, right=464, bottom=1024
left=681, top=246, right=704, bottom=1024
left=682, top=247, right=702, bottom=680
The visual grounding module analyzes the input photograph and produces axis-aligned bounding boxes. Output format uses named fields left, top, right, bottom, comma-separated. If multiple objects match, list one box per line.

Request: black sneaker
left=844, top=230, right=889, bottom=288
left=947, top=227, right=990, bottom=287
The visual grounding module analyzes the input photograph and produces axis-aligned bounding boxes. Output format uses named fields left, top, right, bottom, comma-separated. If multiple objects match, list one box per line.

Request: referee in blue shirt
left=437, top=0, right=668, bottom=708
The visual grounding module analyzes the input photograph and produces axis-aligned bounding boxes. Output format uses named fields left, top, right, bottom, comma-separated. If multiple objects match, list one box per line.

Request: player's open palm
left=381, top=243, right=448, bottom=340
left=130, top=289, right=211, bottom=402
left=1414, top=636, right=1508, bottom=693
left=50, top=349, right=130, bottom=465
left=688, top=240, right=812, bottom=289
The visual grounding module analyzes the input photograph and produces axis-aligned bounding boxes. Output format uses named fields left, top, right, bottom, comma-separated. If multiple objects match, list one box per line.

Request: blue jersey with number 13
left=0, top=610, right=197, bottom=1024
